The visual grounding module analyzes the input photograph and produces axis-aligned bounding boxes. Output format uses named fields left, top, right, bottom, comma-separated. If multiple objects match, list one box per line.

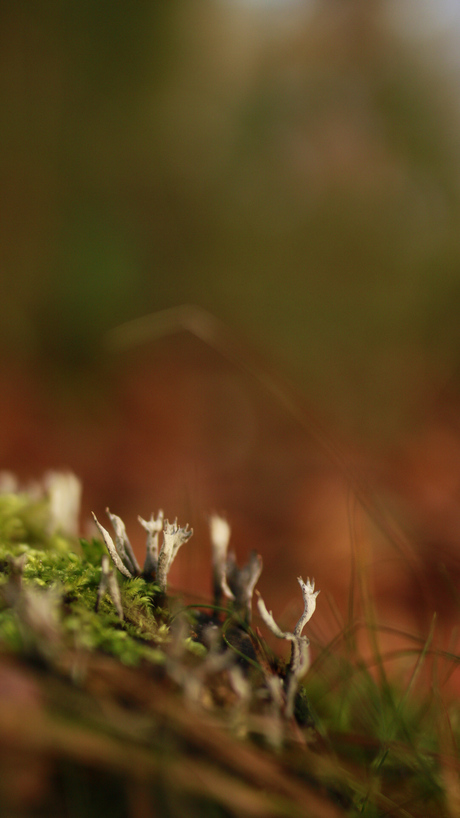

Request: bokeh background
left=1, top=0, right=460, bottom=654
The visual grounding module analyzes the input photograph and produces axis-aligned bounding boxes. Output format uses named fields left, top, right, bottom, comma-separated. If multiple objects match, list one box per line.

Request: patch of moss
left=0, top=491, right=169, bottom=668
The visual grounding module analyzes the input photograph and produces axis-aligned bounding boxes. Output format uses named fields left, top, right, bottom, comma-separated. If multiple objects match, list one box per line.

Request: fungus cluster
left=92, top=507, right=320, bottom=720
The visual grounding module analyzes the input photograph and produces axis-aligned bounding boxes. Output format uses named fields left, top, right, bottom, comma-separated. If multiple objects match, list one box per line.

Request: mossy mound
left=0, top=482, right=458, bottom=818
left=0, top=492, right=168, bottom=668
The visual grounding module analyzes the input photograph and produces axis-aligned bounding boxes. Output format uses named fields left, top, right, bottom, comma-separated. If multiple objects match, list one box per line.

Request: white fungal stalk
left=45, top=471, right=82, bottom=536
left=294, top=576, right=320, bottom=636
left=91, top=512, right=133, bottom=579
left=209, top=514, right=235, bottom=602
left=256, top=576, right=320, bottom=718
left=256, top=595, right=295, bottom=642
left=96, top=554, right=124, bottom=620
left=226, top=550, right=263, bottom=622
left=106, top=507, right=141, bottom=576
left=156, top=518, right=193, bottom=592
left=209, top=514, right=262, bottom=621
left=92, top=510, right=193, bottom=594
left=138, top=510, right=164, bottom=577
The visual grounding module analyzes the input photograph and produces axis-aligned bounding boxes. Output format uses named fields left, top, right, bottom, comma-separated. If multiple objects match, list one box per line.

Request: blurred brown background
left=1, top=0, right=460, bottom=660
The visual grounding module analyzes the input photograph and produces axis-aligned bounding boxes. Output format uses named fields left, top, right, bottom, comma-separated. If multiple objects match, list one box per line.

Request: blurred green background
left=3, top=0, right=460, bottom=443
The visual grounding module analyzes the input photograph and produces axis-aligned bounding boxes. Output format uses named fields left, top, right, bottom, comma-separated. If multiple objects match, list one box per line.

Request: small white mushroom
left=209, top=514, right=235, bottom=602
left=138, top=510, right=164, bottom=578
left=106, top=508, right=141, bottom=576
left=45, top=471, right=82, bottom=536
left=96, top=554, right=124, bottom=620
left=294, top=577, right=320, bottom=637
left=92, top=508, right=193, bottom=593
left=91, top=512, right=133, bottom=579
left=156, top=519, right=194, bottom=592
left=226, top=550, right=263, bottom=622
left=256, top=576, right=320, bottom=718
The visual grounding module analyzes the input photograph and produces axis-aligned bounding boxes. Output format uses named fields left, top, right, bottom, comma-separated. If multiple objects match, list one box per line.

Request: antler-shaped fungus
left=92, top=509, right=193, bottom=593
left=209, top=514, right=262, bottom=622
left=257, top=577, right=320, bottom=717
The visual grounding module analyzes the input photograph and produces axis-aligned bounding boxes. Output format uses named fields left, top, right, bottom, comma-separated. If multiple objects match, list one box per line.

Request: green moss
left=62, top=603, right=166, bottom=666
left=0, top=490, right=170, bottom=668
left=79, top=537, right=106, bottom=565
left=0, top=608, right=23, bottom=652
